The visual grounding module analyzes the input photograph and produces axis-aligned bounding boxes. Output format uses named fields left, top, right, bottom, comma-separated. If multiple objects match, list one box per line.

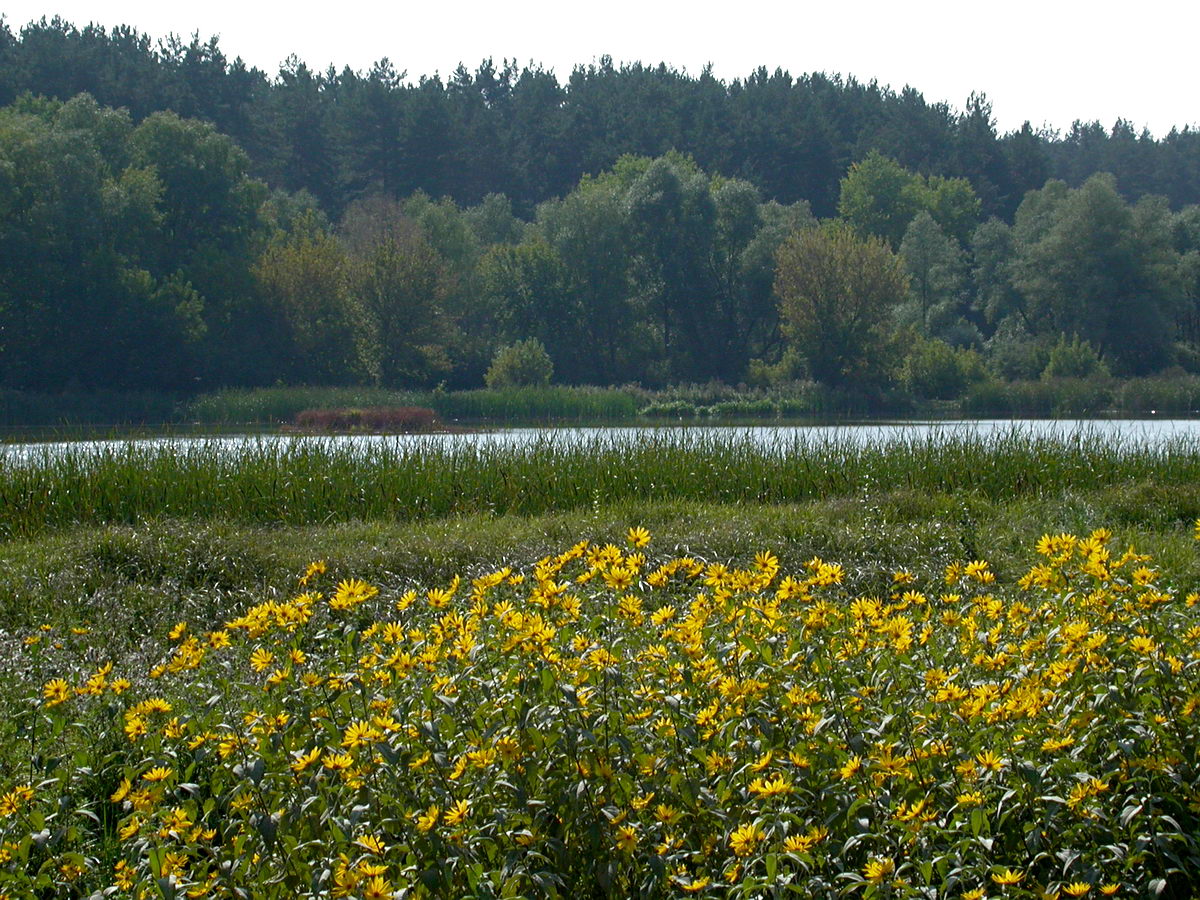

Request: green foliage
left=1012, top=175, right=1181, bottom=376
left=962, top=377, right=1115, bottom=417
left=775, top=222, right=909, bottom=388
left=985, top=316, right=1049, bottom=380
left=485, top=338, right=555, bottom=388
left=253, top=216, right=367, bottom=384
left=1042, top=335, right=1110, bottom=380
left=838, top=150, right=981, bottom=247
left=341, top=196, right=456, bottom=387
left=900, top=338, right=987, bottom=400
left=2, top=76, right=1200, bottom=397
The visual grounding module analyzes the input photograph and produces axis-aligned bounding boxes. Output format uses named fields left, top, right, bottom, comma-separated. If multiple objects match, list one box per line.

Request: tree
left=536, top=174, right=640, bottom=383
left=898, top=211, right=963, bottom=337
left=774, top=223, right=908, bottom=387
left=838, top=150, right=980, bottom=248
left=340, top=196, right=455, bottom=387
left=479, top=239, right=578, bottom=378
left=837, top=150, right=925, bottom=248
left=624, top=155, right=720, bottom=382
left=253, top=214, right=366, bottom=384
left=0, top=95, right=215, bottom=390
left=970, top=218, right=1022, bottom=329
left=1011, top=173, right=1181, bottom=374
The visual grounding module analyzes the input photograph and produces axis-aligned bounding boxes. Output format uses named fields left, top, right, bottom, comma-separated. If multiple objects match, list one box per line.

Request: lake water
left=4, top=418, right=1200, bottom=463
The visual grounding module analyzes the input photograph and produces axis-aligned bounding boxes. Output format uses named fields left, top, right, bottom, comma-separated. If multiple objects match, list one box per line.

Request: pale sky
left=3, top=0, right=1197, bottom=137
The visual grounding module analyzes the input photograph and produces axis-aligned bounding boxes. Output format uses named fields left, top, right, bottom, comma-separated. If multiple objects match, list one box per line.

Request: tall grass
left=186, top=387, right=422, bottom=423
left=187, top=385, right=639, bottom=424
left=4, top=428, right=1200, bottom=539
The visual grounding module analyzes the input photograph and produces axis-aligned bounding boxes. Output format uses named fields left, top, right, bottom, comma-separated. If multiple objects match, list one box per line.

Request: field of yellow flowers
left=2, top=524, right=1199, bottom=898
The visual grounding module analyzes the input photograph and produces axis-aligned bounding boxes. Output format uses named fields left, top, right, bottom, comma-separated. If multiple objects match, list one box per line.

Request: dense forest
left=3, top=16, right=1200, bottom=397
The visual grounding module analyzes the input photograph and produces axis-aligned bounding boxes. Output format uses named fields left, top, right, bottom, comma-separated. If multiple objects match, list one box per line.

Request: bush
left=901, top=339, right=987, bottom=400
left=485, top=338, right=554, bottom=388
left=1042, top=335, right=1109, bottom=380
left=985, top=318, right=1050, bottom=381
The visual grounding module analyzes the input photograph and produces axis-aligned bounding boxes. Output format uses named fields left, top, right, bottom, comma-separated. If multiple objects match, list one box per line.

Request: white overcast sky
left=3, top=0, right=1196, bottom=137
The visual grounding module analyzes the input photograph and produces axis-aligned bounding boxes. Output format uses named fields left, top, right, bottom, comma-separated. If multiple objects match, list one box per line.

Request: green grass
left=4, top=429, right=1200, bottom=539
left=3, top=484, right=1198, bottom=637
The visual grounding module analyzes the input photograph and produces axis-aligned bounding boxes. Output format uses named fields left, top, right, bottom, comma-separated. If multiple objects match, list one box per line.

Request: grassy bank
left=4, top=429, right=1200, bottom=539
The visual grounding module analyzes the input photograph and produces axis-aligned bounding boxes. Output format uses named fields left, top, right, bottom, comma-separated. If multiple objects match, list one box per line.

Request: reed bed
left=3, top=428, right=1200, bottom=540
left=187, top=385, right=640, bottom=424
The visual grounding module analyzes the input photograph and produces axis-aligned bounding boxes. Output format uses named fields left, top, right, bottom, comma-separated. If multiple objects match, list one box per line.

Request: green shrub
left=1042, top=335, right=1109, bottom=380
left=485, top=338, right=554, bottom=388
left=901, top=338, right=987, bottom=400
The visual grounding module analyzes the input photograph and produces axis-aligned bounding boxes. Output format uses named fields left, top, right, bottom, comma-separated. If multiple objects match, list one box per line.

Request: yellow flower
left=729, top=822, right=764, bottom=857
left=748, top=773, right=793, bottom=798
left=445, top=799, right=470, bottom=826
left=361, top=876, right=393, bottom=900
left=416, top=804, right=439, bottom=833
left=783, top=826, right=827, bottom=854
left=331, top=578, right=379, bottom=611
left=342, top=720, right=383, bottom=749
left=300, top=560, right=327, bottom=585
left=991, top=869, right=1024, bottom=885
left=0, top=790, right=26, bottom=817
left=355, top=834, right=386, bottom=855
left=975, top=749, right=1004, bottom=772
left=626, top=526, right=651, bottom=548
left=615, top=824, right=638, bottom=852
left=864, top=857, right=896, bottom=883
left=110, top=778, right=132, bottom=803
left=141, top=766, right=173, bottom=782
left=291, top=747, right=322, bottom=775
left=1129, top=635, right=1157, bottom=655
left=118, top=816, right=142, bottom=841
left=42, top=678, right=71, bottom=707
left=249, top=647, right=274, bottom=672
left=839, top=755, right=862, bottom=779
left=1063, top=884, right=1091, bottom=897
left=322, top=752, right=354, bottom=771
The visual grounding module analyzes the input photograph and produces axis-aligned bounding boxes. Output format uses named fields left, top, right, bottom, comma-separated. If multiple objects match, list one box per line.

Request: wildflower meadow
left=2, top=523, right=1199, bottom=898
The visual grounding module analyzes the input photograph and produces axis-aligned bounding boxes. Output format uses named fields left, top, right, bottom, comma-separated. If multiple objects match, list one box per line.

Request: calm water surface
left=4, top=419, right=1200, bottom=463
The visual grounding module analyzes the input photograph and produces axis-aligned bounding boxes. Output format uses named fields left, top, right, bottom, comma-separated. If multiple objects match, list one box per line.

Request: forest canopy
left=2, top=17, right=1200, bottom=396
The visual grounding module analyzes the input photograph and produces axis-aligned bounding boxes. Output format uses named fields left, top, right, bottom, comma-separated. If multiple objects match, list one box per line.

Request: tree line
left=2, top=19, right=1200, bottom=397
left=3, top=17, right=1200, bottom=221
